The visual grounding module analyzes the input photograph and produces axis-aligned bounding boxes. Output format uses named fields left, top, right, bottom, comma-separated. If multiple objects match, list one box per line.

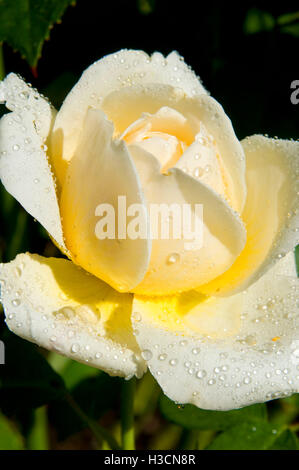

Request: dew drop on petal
left=141, top=349, right=152, bottom=360
left=166, top=253, right=180, bottom=265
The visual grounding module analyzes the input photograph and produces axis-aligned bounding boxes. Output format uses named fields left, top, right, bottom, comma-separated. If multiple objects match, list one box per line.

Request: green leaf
left=243, top=8, right=275, bottom=35
left=280, top=23, right=299, bottom=38
left=56, top=357, right=99, bottom=390
left=207, top=423, right=294, bottom=450
left=269, top=429, right=299, bottom=450
left=160, top=395, right=267, bottom=430
left=49, top=372, right=121, bottom=440
left=277, top=11, right=299, bottom=26
left=0, top=411, right=24, bottom=450
left=0, top=329, right=66, bottom=415
left=26, top=406, right=49, bottom=450
left=0, top=0, right=75, bottom=67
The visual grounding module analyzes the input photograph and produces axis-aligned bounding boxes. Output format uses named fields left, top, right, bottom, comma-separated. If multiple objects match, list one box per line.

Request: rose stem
left=121, top=377, right=136, bottom=450
left=65, top=392, right=121, bottom=450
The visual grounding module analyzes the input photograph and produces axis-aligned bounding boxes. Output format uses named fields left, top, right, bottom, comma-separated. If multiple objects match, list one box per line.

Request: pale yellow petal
left=0, top=253, right=146, bottom=378
left=0, top=74, right=67, bottom=253
left=132, top=267, right=299, bottom=410
left=51, top=50, right=207, bottom=186
left=60, top=108, right=151, bottom=292
left=129, top=146, right=246, bottom=295
left=200, top=136, right=299, bottom=296
left=102, top=84, right=246, bottom=212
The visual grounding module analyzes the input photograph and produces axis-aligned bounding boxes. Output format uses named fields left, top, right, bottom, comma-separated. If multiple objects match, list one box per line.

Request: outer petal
left=60, top=108, right=151, bottom=293
left=132, top=263, right=299, bottom=410
left=274, top=251, right=297, bottom=277
left=200, top=136, right=299, bottom=297
left=0, top=253, right=146, bottom=379
left=129, top=146, right=246, bottom=295
left=0, top=74, right=67, bottom=252
left=51, top=50, right=207, bottom=185
left=102, top=84, right=246, bottom=213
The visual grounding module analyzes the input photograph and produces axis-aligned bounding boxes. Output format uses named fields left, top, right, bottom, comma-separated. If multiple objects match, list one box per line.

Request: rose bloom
left=0, top=50, right=298, bottom=410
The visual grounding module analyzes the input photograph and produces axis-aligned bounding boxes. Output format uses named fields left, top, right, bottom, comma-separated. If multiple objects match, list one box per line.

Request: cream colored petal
left=274, top=251, right=297, bottom=277
left=175, top=137, right=226, bottom=197
left=132, top=266, right=299, bottom=410
left=200, top=136, right=299, bottom=297
left=51, top=50, right=207, bottom=185
left=102, top=84, right=246, bottom=213
left=121, top=106, right=194, bottom=172
left=60, top=108, right=151, bottom=292
left=0, top=253, right=146, bottom=379
left=0, top=73, right=67, bottom=252
left=129, top=146, right=246, bottom=295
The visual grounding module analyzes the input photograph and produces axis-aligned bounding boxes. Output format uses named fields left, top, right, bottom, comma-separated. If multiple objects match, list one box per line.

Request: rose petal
left=175, top=136, right=226, bottom=197
left=121, top=106, right=194, bottom=172
left=200, top=136, right=299, bottom=296
left=129, top=145, right=246, bottom=295
left=103, top=84, right=246, bottom=213
left=51, top=50, right=207, bottom=186
left=0, top=74, right=67, bottom=252
left=60, top=108, right=151, bottom=292
left=274, top=251, right=297, bottom=277
left=132, top=264, right=299, bottom=410
left=0, top=253, right=146, bottom=379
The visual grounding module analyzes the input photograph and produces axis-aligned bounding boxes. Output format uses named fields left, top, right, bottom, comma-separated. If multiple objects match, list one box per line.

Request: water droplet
left=19, top=91, right=29, bottom=100
left=132, top=312, right=141, bottom=322
left=192, top=348, right=200, bottom=355
left=169, top=358, right=178, bottom=366
left=158, top=353, right=167, bottom=361
left=193, top=167, right=204, bottom=178
left=141, top=349, right=152, bottom=360
left=71, top=343, right=80, bottom=353
left=14, top=267, right=22, bottom=278
left=166, top=253, right=180, bottom=265
left=196, top=370, right=206, bottom=379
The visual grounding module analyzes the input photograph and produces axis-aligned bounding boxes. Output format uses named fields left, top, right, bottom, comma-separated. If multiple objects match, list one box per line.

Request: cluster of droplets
left=131, top=278, right=299, bottom=406
left=181, top=133, right=216, bottom=181
left=100, top=50, right=205, bottom=96
left=0, top=256, right=146, bottom=379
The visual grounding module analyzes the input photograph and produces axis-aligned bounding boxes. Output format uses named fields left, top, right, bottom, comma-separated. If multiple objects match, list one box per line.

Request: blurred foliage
left=244, top=8, right=299, bottom=36
left=0, top=0, right=299, bottom=451
left=160, top=396, right=268, bottom=430
left=137, top=0, right=156, bottom=15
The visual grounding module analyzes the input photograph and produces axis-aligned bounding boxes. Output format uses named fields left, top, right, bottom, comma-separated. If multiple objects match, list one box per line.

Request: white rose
left=0, top=50, right=298, bottom=410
